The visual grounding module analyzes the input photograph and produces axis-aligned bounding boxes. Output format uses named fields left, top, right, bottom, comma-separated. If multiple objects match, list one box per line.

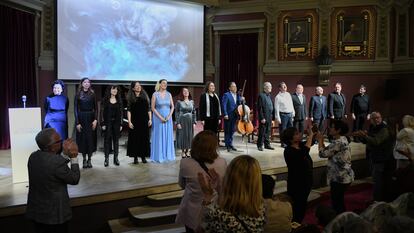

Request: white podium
left=8, top=107, right=42, bottom=183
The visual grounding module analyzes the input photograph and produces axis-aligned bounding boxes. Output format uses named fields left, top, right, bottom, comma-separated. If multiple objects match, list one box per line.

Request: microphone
left=22, top=95, right=27, bottom=108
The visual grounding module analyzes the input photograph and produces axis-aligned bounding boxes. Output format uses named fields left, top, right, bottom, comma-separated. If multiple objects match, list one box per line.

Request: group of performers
left=44, top=78, right=370, bottom=167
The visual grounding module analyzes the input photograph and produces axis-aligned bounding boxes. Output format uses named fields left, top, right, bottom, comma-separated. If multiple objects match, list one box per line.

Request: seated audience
left=390, top=192, right=414, bottom=218
left=176, top=131, right=227, bottom=233
left=381, top=216, right=414, bottom=233
left=360, top=202, right=397, bottom=232
left=198, top=155, right=265, bottom=232
left=281, top=126, right=314, bottom=223
left=322, top=212, right=362, bottom=233
left=262, top=174, right=293, bottom=233
left=342, top=217, right=373, bottom=233
left=26, top=128, right=80, bottom=233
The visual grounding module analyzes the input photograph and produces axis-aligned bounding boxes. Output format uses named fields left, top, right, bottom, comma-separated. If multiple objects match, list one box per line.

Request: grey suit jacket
left=291, top=93, right=307, bottom=121
left=26, top=150, right=80, bottom=224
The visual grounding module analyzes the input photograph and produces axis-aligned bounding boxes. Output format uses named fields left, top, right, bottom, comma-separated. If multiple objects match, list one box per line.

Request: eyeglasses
left=47, top=139, right=63, bottom=147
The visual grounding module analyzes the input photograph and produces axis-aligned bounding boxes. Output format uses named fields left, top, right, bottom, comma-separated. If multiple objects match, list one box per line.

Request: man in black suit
left=351, top=85, right=370, bottom=132
left=291, top=84, right=308, bottom=134
left=328, top=83, right=347, bottom=141
left=328, top=83, right=347, bottom=121
left=309, top=86, right=328, bottom=132
left=257, top=82, right=275, bottom=151
left=26, top=128, right=80, bottom=233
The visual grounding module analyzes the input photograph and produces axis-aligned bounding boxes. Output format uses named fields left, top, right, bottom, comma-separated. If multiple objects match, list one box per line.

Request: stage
left=0, top=132, right=367, bottom=218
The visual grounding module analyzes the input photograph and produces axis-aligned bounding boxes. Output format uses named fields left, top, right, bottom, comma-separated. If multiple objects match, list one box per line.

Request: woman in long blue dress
left=44, top=80, right=69, bottom=140
left=150, top=79, right=176, bottom=162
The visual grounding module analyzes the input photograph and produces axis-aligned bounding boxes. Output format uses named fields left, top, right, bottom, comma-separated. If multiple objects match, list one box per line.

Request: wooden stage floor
left=0, top=133, right=366, bottom=217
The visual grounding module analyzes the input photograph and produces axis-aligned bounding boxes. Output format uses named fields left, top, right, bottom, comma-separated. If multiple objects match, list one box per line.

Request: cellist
left=222, top=82, right=244, bottom=152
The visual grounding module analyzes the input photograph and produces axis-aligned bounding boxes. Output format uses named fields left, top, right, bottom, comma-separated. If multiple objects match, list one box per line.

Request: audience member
left=342, top=217, right=373, bottom=233
left=176, top=131, right=227, bottom=233
left=381, top=216, right=414, bottom=233
left=354, top=111, right=396, bottom=201
left=198, top=155, right=265, bottom=232
left=262, top=174, right=293, bottom=233
left=281, top=127, right=314, bottom=223
left=316, top=120, right=354, bottom=214
left=26, top=128, right=80, bottom=233
left=360, top=202, right=397, bottom=232
left=322, top=212, right=361, bottom=233
left=394, top=115, right=414, bottom=169
left=390, top=192, right=414, bottom=218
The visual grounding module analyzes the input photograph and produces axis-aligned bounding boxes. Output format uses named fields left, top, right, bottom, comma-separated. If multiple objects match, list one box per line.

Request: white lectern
left=8, top=107, right=41, bottom=183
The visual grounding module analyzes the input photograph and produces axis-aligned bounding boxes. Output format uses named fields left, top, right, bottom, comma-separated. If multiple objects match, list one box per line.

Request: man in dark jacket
left=26, top=128, right=80, bottom=233
left=292, top=84, right=308, bottom=134
left=351, top=85, right=370, bottom=132
left=257, top=82, right=275, bottom=151
left=355, top=112, right=395, bottom=201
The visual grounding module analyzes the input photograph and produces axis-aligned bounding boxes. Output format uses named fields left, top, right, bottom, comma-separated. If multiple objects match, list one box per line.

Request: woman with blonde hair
left=176, top=130, right=227, bottom=233
left=150, top=79, right=175, bottom=162
left=198, top=155, right=265, bottom=232
left=394, top=115, right=414, bottom=169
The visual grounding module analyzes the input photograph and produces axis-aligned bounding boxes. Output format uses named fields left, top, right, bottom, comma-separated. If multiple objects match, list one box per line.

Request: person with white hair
left=394, top=115, right=414, bottom=169
left=257, top=82, right=275, bottom=151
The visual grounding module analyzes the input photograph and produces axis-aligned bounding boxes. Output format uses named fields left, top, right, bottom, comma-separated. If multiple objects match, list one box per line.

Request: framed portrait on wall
left=331, top=6, right=376, bottom=59
left=278, top=10, right=318, bottom=61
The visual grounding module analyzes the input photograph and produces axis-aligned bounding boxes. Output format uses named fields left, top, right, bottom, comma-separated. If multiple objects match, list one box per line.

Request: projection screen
left=57, top=0, right=204, bottom=84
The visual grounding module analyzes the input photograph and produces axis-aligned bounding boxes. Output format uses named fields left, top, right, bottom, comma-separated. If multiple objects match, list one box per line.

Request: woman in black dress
left=281, top=126, right=314, bottom=223
left=74, top=77, right=97, bottom=168
left=199, top=81, right=221, bottom=135
left=101, top=85, right=123, bottom=167
left=127, top=81, right=152, bottom=164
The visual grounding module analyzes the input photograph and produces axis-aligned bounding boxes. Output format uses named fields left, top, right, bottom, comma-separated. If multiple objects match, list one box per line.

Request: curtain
left=219, top=33, right=258, bottom=121
left=0, top=5, right=37, bottom=149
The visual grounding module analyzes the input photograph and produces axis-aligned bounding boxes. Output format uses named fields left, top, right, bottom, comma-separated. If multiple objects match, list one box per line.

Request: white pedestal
left=8, top=108, right=42, bottom=183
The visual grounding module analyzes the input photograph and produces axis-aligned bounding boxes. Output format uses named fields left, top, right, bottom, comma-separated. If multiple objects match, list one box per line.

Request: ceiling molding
left=212, top=19, right=265, bottom=31
left=2, top=0, right=45, bottom=12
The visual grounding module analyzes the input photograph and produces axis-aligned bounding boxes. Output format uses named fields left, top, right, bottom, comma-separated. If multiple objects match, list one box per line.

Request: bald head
left=316, top=86, right=323, bottom=95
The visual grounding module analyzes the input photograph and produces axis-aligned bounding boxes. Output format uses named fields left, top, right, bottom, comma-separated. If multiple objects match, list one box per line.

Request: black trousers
left=293, top=119, right=305, bottom=134
left=104, top=119, right=121, bottom=157
left=33, top=221, right=68, bottom=233
left=353, top=113, right=367, bottom=131
left=203, top=118, right=219, bottom=135
left=330, top=181, right=350, bottom=214
left=257, top=118, right=271, bottom=147
left=288, top=187, right=311, bottom=223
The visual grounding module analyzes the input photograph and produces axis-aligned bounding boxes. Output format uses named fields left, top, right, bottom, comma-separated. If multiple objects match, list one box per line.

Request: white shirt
left=231, top=92, right=237, bottom=104
left=274, top=92, right=295, bottom=121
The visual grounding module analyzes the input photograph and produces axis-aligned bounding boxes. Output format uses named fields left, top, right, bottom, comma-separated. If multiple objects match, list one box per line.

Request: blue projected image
left=57, top=0, right=204, bottom=83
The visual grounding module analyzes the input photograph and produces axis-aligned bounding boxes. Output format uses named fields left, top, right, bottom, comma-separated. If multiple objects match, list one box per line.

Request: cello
left=237, top=80, right=254, bottom=135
